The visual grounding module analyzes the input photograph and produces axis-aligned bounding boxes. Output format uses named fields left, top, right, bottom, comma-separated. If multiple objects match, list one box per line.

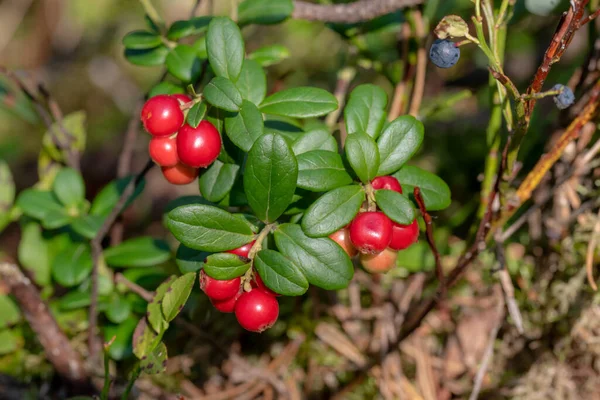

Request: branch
left=292, top=0, right=424, bottom=23
left=413, top=187, right=443, bottom=295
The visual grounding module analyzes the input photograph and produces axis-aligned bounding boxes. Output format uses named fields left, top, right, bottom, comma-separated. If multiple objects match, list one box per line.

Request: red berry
left=360, top=248, right=398, bottom=273
left=371, top=176, right=402, bottom=194
left=140, top=95, right=184, bottom=137
left=234, top=289, right=279, bottom=332
left=389, top=219, right=419, bottom=250
left=252, top=273, right=280, bottom=297
left=172, top=94, right=192, bottom=105
left=349, top=212, right=393, bottom=254
left=328, top=228, right=357, bottom=257
left=227, top=241, right=256, bottom=259
left=176, top=121, right=222, bottom=168
left=211, top=290, right=242, bottom=313
left=149, top=136, right=178, bottom=167
left=199, top=271, right=241, bottom=301
left=161, top=163, right=199, bottom=185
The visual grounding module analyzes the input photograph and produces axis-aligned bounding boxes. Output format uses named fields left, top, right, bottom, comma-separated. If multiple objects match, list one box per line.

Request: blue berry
left=552, top=84, right=575, bottom=110
left=429, top=39, right=460, bottom=69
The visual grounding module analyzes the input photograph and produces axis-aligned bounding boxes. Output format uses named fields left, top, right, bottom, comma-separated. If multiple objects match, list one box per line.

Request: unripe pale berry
left=329, top=228, right=358, bottom=257
left=371, top=176, right=402, bottom=194
left=360, top=248, right=398, bottom=273
left=149, top=135, right=178, bottom=167
left=389, top=219, right=419, bottom=250
left=429, top=39, right=460, bottom=69
left=161, top=163, right=199, bottom=185
left=349, top=212, right=393, bottom=254
left=176, top=121, right=222, bottom=168
left=199, top=270, right=241, bottom=301
left=140, top=95, right=184, bottom=136
left=234, top=289, right=279, bottom=332
left=227, top=241, right=256, bottom=259
left=211, top=290, right=242, bottom=313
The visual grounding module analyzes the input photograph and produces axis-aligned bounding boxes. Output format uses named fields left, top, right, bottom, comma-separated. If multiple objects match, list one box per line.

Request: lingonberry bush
left=1, top=0, right=599, bottom=398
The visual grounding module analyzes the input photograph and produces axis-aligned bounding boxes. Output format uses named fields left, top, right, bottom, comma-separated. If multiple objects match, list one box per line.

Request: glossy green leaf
left=0, top=160, right=15, bottom=232
left=344, top=84, right=388, bottom=139
left=90, top=176, right=145, bottom=217
left=166, top=45, right=203, bottom=82
left=345, top=132, right=380, bottom=183
left=147, top=276, right=176, bottom=335
left=175, top=244, right=209, bottom=274
left=52, top=243, right=93, bottom=287
left=199, top=160, right=239, bottom=203
left=103, top=237, right=171, bottom=268
left=203, top=253, right=250, bottom=280
left=41, top=209, right=72, bottom=230
left=377, top=116, right=424, bottom=175
left=301, top=185, right=364, bottom=237
left=296, top=150, right=352, bottom=192
left=122, top=30, right=162, bottom=49
left=260, top=87, right=338, bottom=118
left=254, top=249, right=308, bottom=296
left=166, top=204, right=255, bottom=252
left=18, top=223, right=50, bottom=286
left=161, top=272, right=196, bottom=322
left=52, top=168, right=85, bottom=207
left=148, top=82, right=186, bottom=97
left=16, top=189, right=64, bottom=221
left=186, top=101, right=207, bottom=128
left=235, top=60, right=266, bottom=105
left=0, top=296, right=20, bottom=328
left=141, top=342, right=167, bottom=375
left=203, top=76, right=243, bottom=112
left=167, top=16, right=212, bottom=40
left=375, top=189, right=415, bottom=225
left=249, top=44, right=290, bottom=66
left=206, top=17, right=244, bottom=81
left=105, top=294, right=132, bottom=324
left=291, top=129, right=337, bottom=155
left=125, top=46, right=169, bottom=66
left=243, top=133, right=298, bottom=222
left=238, top=0, right=293, bottom=25
left=0, top=330, right=19, bottom=355
left=224, top=100, right=264, bottom=151
left=393, top=166, right=451, bottom=211
left=274, top=224, right=353, bottom=289
left=71, top=214, right=104, bottom=239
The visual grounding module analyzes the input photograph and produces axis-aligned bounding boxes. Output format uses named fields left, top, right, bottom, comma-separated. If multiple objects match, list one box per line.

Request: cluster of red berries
left=199, top=241, right=280, bottom=333
left=329, top=176, right=419, bottom=273
left=140, top=94, right=222, bottom=185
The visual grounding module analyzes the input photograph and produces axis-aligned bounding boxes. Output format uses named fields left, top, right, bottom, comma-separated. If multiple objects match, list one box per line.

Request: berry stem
left=364, top=183, right=377, bottom=212
left=248, top=223, right=277, bottom=260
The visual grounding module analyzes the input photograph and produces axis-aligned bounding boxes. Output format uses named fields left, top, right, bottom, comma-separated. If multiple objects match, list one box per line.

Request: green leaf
left=141, top=342, right=167, bottom=375
left=243, top=133, right=298, bottom=222
left=90, top=176, right=145, bottom=217
left=122, top=30, right=162, bottom=49
left=0, top=330, right=19, bottom=355
left=235, top=60, right=266, bottom=105
left=203, top=253, right=250, bottom=280
left=375, top=190, right=415, bottom=225
left=167, top=16, right=212, bottom=40
left=274, top=224, right=353, bottom=289
left=175, top=244, right=209, bottom=274
left=297, top=150, right=352, bottom=192
left=18, top=223, right=50, bottom=286
left=52, top=243, right=93, bottom=287
left=254, top=250, right=308, bottom=296
left=147, top=276, right=176, bottom=335
left=344, top=84, right=388, bottom=139
left=186, top=101, right=207, bottom=128
left=198, top=160, right=239, bottom=203
left=133, top=318, right=161, bottom=359
left=206, top=17, right=245, bottom=81
left=238, top=0, right=293, bottom=25
left=103, top=237, right=171, bottom=268
left=301, top=185, right=364, bottom=237
left=224, top=100, right=264, bottom=151
left=394, top=166, right=451, bottom=211
left=16, top=189, right=64, bottom=221
left=71, top=214, right=104, bottom=239
left=41, top=111, right=86, bottom=166
left=203, top=77, right=243, bottom=112
left=105, top=294, right=132, bottom=324
left=125, top=46, right=169, bottom=66
left=345, top=132, right=380, bottom=183
left=42, top=209, right=72, bottom=229
left=260, top=87, right=338, bottom=118
left=249, top=45, right=290, bottom=67
left=0, top=160, right=15, bottom=232
left=161, top=272, right=196, bottom=322
left=148, top=82, right=186, bottom=97
left=52, top=168, right=85, bottom=207
left=166, top=45, right=203, bottom=83
left=103, top=318, right=138, bottom=360
left=291, top=129, right=337, bottom=155
left=376, top=116, right=424, bottom=175
left=166, top=204, right=255, bottom=252
left=0, top=296, right=20, bottom=328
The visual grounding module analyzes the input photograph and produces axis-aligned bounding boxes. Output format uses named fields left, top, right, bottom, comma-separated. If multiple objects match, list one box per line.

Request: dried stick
left=292, top=0, right=424, bottom=23
left=408, top=9, right=427, bottom=117
left=585, top=207, right=600, bottom=290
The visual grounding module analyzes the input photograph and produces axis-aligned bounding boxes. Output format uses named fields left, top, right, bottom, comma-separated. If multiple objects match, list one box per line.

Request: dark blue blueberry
left=429, top=39, right=460, bottom=69
left=551, top=84, right=575, bottom=110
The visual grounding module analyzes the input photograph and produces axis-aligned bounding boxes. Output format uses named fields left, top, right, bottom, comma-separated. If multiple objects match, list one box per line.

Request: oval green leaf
left=167, top=16, right=212, bottom=40
left=344, top=84, right=388, bottom=139
left=238, top=0, right=294, bottom=25
left=122, top=30, right=162, bottom=49
left=291, top=129, right=338, bottom=155
left=18, top=223, right=50, bottom=286
left=249, top=44, right=290, bottom=66
left=203, top=253, right=250, bottom=280
left=393, top=165, right=451, bottom=211
left=377, top=116, right=424, bottom=175
left=375, top=189, right=415, bottom=225
left=53, top=167, right=85, bottom=207
left=124, top=46, right=169, bottom=66
left=206, top=17, right=245, bottom=81
left=254, top=249, right=308, bottom=296
left=260, top=87, right=338, bottom=118
left=186, top=101, right=207, bottom=128
left=297, top=150, right=352, bottom=192
left=345, top=132, right=380, bottom=183
left=301, top=185, right=364, bottom=237
left=52, top=243, right=93, bottom=287
left=235, top=59, right=267, bottom=105
left=175, top=244, right=209, bottom=274
left=161, top=272, right=196, bottom=322
left=166, top=45, right=203, bottom=83
left=16, top=189, right=64, bottom=221
left=224, top=100, right=264, bottom=151
left=203, top=76, right=243, bottom=112
left=147, top=276, right=176, bottom=334
left=199, top=160, right=240, bottom=203
left=103, top=237, right=171, bottom=268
